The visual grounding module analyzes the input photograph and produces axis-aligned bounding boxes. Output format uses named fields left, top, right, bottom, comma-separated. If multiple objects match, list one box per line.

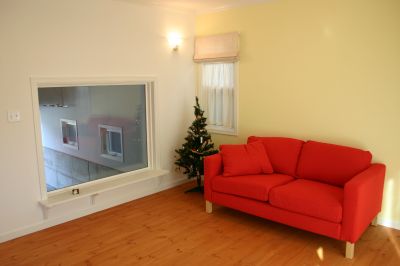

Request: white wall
left=0, top=0, right=195, bottom=241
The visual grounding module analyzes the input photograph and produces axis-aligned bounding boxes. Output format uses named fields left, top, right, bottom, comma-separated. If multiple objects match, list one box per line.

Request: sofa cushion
left=220, top=142, right=274, bottom=177
left=247, top=136, right=304, bottom=176
left=269, top=179, right=344, bottom=223
left=297, top=141, right=372, bottom=186
left=212, top=174, right=294, bottom=201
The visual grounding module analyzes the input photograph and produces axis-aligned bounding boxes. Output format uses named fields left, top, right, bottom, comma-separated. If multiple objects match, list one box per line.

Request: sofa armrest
left=204, top=153, right=223, bottom=201
left=341, top=163, right=386, bottom=243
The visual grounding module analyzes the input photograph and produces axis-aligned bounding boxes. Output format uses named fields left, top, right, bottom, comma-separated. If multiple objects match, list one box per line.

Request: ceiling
left=131, top=0, right=271, bottom=13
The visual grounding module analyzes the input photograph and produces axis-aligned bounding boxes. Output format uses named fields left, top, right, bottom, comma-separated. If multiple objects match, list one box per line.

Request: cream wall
left=196, top=0, right=400, bottom=227
left=0, top=0, right=195, bottom=241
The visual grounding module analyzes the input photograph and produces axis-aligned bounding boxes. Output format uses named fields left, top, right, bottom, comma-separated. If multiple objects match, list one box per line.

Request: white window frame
left=60, top=119, right=79, bottom=150
left=197, top=61, right=239, bottom=136
left=31, top=76, right=159, bottom=200
left=99, top=124, right=124, bottom=162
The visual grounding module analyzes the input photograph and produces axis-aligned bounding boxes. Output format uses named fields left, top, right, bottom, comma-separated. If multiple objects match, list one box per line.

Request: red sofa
left=204, top=136, right=385, bottom=259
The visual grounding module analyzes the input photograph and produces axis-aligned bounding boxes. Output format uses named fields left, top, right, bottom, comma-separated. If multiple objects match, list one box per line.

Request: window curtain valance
left=193, top=32, right=240, bottom=63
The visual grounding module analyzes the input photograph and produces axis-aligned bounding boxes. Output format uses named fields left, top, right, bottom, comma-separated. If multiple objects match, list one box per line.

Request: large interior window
left=37, top=84, right=149, bottom=193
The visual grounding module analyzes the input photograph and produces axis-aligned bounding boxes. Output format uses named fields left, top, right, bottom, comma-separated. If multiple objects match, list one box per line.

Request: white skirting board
left=0, top=174, right=189, bottom=243
left=378, top=218, right=400, bottom=230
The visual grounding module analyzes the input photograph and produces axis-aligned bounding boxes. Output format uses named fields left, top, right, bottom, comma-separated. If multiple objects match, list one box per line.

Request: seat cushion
left=297, top=140, right=372, bottom=186
left=247, top=136, right=304, bottom=176
left=269, top=179, right=344, bottom=223
left=220, top=141, right=274, bottom=177
left=212, top=174, right=294, bottom=201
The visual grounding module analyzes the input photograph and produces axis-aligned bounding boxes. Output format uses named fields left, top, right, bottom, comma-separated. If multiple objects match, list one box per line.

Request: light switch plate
left=7, top=111, right=21, bottom=122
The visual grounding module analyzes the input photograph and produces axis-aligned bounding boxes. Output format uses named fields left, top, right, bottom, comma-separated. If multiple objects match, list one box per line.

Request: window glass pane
left=67, top=124, right=77, bottom=143
left=200, top=62, right=235, bottom=130
left=38, top=84, right=148, bottom=192
left=60, top=119, right=78, bottom=147
left=61, top=125, right=68, bottom=143
left=109, top=131, right=122, bottom=154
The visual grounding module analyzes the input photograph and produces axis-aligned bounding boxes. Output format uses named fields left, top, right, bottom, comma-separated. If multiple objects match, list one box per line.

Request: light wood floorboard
left=0, top=182, right=399, bottom=266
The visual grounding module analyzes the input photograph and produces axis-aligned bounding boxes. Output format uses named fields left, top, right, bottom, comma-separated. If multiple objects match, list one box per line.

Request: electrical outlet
left=7, top=111, right=21, bottom=122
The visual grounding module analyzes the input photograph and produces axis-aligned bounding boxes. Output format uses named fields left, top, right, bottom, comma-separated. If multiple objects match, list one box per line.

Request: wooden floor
left=1, top=182, right=399, bottom=266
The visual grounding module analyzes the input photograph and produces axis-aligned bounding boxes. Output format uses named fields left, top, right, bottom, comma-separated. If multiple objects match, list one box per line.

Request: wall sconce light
left=168, top=32, right=182, bottom=51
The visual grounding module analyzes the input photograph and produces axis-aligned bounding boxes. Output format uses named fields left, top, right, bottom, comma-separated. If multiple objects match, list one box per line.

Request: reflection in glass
left=38, top=85, right=148, bottom=192
left=60, top=119, right=78, bottom=149
left=99, top=124, right=124, bottom=162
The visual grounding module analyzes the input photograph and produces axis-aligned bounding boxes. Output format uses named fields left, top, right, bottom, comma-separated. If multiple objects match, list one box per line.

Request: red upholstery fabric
left=269, top=179, right=344, bottom=223
left=212, top=174, right=294, bottom=201
left=220, top=142, right=273, bottom=177
left=341, top=164, right=386, bottom=243
left=204, top=153, right=223, bottom=201
left=297, top=141, right=372, bottom=186
left=247, top=136, right=304, bottom=176
left=212, top=191, right=341, bottom=240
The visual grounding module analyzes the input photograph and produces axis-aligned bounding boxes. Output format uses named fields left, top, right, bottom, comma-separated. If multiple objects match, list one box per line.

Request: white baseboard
left=0, top=175, right=189, bottom=243
left=378, top=218, right=400, bottom=230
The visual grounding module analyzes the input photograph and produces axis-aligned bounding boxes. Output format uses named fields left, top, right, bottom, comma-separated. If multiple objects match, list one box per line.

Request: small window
left=99, top=125, right=124, bottom=162
left=199, top=62, right=237, bottom=135
left=60, top=119, right=78, bottom=149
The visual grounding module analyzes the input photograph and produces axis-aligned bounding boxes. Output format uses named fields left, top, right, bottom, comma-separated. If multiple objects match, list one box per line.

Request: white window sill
left=39, top=169, right=169, bottom=218
left=100, top=153, right=123, bottom=162
left=208, top=125, right=238, bottom=136
left=62, top=143, right=79, bottom=150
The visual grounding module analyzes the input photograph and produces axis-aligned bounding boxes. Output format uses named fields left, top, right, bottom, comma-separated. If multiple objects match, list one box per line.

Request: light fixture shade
left=168, top=32, right=182, bottom=51
left=194, top=32, right=240, bottom=62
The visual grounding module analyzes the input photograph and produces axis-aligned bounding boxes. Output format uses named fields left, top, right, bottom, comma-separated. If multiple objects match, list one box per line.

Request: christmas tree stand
left=184, top=175, right=204, bottom=193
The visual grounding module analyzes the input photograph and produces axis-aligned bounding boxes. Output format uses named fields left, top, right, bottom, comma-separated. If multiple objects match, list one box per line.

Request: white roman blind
left=194, top=32, right=240, bottom=63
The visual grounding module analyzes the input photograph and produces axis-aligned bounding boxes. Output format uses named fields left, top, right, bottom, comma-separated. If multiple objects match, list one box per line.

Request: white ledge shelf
left=39, top=169, right=169, bottom=219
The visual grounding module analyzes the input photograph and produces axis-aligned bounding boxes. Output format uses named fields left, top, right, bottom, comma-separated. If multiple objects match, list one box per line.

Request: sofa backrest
left=296, top=140, right=372, bottom=186
left=247, top=136, right=304, bottom=176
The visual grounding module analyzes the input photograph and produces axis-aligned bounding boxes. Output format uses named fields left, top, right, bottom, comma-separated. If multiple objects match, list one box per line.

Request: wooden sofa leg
left=206, top=200, right=213, bottom=213
left=345, top=242, right=355, bottom=259
left=371, top=215, right=378, bottom=226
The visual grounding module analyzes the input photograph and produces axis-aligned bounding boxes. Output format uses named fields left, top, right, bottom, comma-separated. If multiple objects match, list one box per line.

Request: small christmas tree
left=175, top=97, right=218, bottom=192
